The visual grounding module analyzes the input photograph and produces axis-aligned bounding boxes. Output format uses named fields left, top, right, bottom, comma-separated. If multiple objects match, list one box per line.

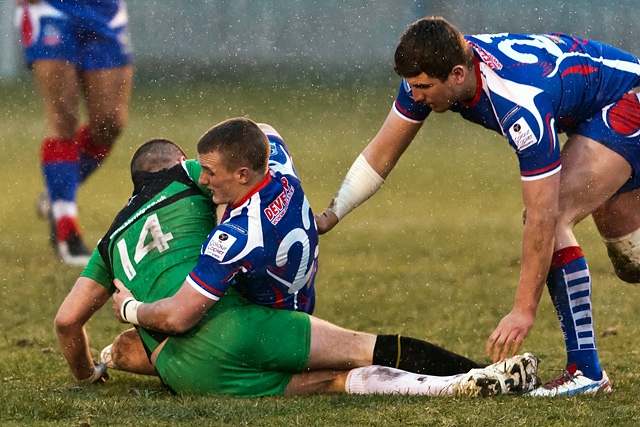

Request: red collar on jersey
left=229, top=172, right=272, bottom=209
left=461, top=56, right=482, bottom=108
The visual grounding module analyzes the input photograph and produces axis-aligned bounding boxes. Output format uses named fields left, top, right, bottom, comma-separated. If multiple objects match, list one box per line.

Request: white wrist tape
left=121, top=297, right=142, bottom=325
left=328, top=154, right=385, bottom=220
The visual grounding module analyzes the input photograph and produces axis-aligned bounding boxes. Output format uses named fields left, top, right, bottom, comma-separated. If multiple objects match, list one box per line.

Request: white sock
left=345, top=365, right=467, bottom=396
left=51, top=200, right=79, bottom=221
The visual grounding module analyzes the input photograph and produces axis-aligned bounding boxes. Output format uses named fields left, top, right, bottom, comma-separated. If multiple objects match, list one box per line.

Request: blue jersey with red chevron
left=395, top=33, right=640, bottom=181
left=187, top=131, right=319, bottom=314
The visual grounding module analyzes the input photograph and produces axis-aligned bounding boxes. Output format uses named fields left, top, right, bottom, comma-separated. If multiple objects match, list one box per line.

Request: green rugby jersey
left=81, top=160, right=215, bottom=352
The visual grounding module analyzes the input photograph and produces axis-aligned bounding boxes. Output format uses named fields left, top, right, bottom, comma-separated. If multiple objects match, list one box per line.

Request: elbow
left=54, top=309, right=80, bottom=338
left=163, top=322, right=190, bottom=335
left=161, top=312, right=199, bottom=334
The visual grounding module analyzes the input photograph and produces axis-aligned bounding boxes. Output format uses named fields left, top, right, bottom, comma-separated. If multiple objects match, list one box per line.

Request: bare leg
left=593, top=188, right=640, bottom=282
left=548, top=134, right=632, bottom=378
left=283, top=367, right=468, bottom=396
left=305, top=316, right=376, bottom=370
left=593, top=189, right=640, bottom=238
left=81, top=65, right=134, bottom=147
left=284, top=364, right=521, bottom=397
left=283, top=370, right=350, bottom=395
left=107, top=329, right=158, bottom=376
left=32, top=60, right=80, bottom=139
left=555, top=135, right=632, bottom=250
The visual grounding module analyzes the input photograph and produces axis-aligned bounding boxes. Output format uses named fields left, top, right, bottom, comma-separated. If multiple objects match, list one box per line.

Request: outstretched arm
left=486, top=173, right=560, bottom=361
left=112, top=278, right=215, bottom=334
left=315, top=109, right=423, bottom=234
left=55, top=277, right=112, bottom=382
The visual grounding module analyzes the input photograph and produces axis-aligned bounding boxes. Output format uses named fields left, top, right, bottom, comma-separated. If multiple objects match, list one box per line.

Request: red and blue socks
left=40, top=135, right=81, bottom=242
left=546, top=246, right=603, bottom=380
left=76, top=125, right=113, bottom=182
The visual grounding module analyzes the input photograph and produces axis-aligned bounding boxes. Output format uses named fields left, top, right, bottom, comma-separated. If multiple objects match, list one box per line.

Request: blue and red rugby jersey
left=394, top=33, right=640, bottom=180
left=187, top=131, right=319, bottom=314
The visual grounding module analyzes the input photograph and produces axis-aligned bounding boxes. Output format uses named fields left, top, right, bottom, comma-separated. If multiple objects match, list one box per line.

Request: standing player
left=56, top=125, right=538, bottom=397
left=315, top=16, right=640, bottom=396
left=16, top=0, right=134, bottom=265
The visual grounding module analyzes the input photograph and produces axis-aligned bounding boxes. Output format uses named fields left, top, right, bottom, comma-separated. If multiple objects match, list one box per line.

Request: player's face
left=197, top=151, right=244, bottom=205
left=404, top=72, right=463, bottom=113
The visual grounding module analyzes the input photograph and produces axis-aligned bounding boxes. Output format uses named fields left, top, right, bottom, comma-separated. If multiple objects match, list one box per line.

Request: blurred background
left=2, top=2, right=640, bottom=424
left=2, top=0, right=639, bottom=83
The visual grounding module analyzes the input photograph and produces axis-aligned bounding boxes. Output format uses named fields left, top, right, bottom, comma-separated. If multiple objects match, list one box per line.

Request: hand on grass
left=486, top=308, right=535, bottom=362
left=79, top=362, right=109, bottom=383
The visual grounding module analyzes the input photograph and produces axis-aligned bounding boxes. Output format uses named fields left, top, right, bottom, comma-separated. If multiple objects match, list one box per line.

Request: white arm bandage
left=327, top=154, right=385, bottom=220
left=121, top=297, right=142, bottom=326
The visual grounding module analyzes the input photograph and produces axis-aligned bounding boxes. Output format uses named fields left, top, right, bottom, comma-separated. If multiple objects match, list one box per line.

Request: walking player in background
left=315, top=16, right=640, bottom=396
left=16, top=0, right=134, bottom=265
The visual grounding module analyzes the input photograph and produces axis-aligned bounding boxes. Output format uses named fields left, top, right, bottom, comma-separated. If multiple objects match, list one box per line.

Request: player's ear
left=450, top=65, right=467, bottom=82
left=236, top=166, right=251, bottom=184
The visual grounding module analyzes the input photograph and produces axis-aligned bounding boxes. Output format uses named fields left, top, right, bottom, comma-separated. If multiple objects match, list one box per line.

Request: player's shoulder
left=265, top=133, right=298, bottom=178
left=201, top=221, right=253, bottom=262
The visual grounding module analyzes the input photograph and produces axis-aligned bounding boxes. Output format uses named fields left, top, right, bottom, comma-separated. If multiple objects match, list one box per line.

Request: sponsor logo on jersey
left=509, top=117, right=537, bottom=151
left=264, top=176, right=295, bottom=225
left=226, top=223, right=247, bottom=235
left=468, top=41, right=503, bottom=70
left=204, top=230, right=237, bottom=261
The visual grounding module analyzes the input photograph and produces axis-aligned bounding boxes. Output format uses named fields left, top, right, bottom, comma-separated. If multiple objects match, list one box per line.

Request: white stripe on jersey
left=221, top=192, right=264, bottom=264
left=392, top=103, right=426, bottom=123
left=520, top=165, right=562, bottom=181
left=186, top=276, right=221, bottom=301
left=547, top=52, right=640, bottom=79
left=479, top=62, right=546, bottom=140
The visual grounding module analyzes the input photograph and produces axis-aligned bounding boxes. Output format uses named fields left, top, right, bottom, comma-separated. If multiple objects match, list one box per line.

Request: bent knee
left=90, top=115, right=127, bottom=145
left=604, top=228, right=640, bottom=283
left=111, top=329, right=142, bottom=365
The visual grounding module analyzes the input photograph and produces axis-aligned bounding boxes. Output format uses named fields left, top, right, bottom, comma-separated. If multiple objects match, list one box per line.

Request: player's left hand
left=486, top=308, right=535, bottom=363
left=112, top=278, right=133, bottom=323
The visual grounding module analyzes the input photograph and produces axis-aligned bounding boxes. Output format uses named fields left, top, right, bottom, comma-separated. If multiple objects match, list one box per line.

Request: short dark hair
left=130, top=139, right=186, bottom=175
left=394, top=16, right=474, bottom=81
left=196, top=118, right=269, bottom=173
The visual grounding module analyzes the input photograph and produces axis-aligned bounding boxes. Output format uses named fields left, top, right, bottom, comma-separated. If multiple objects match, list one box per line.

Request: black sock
left=372, top=334, right=485, bottom=376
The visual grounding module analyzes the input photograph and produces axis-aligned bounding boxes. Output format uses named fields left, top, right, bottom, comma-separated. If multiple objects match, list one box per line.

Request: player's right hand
left=81, top=362, right=109, bottom=383
left=112, top=278, right=133, bottom=323
left=486, top=308, right=535, bottom=363
left=314, top=210, right=339, bottom=234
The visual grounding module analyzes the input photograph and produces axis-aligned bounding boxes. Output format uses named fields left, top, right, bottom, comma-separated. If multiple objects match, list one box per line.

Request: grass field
left=1, top=77, right=640, bottom=426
